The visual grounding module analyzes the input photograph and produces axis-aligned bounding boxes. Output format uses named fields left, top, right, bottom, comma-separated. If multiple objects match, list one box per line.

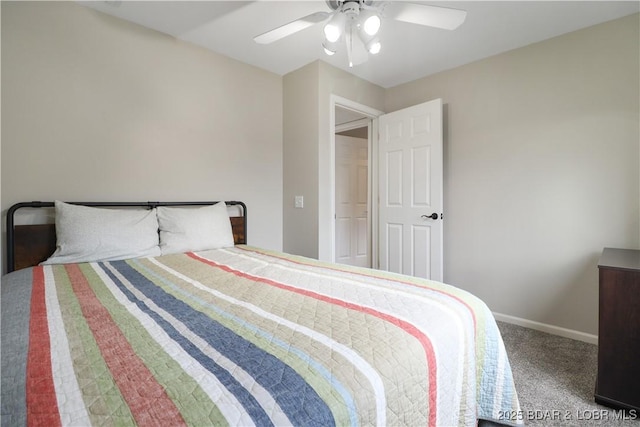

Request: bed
left=2, top=200, right=522, bottom=426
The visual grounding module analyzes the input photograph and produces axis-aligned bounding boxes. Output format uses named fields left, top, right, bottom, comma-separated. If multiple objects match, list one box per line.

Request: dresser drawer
left=595, top=248, right=640, bottom=411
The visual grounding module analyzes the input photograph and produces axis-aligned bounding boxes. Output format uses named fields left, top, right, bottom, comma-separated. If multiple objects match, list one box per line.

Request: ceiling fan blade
left=254, top=11, right=330, bottom=44
left=383, top=2, right=467, bottom=30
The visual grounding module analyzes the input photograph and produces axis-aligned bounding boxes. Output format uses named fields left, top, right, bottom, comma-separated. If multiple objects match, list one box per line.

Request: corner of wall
left=282, top=63, right=321, bottom=258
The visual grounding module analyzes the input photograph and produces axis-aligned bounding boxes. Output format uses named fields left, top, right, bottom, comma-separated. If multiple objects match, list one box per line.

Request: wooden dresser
left=595, top=248, right=640, bottom=411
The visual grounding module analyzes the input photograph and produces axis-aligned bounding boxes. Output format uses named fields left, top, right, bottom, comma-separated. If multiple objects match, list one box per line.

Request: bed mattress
left=1, top=246, right=520, bottom=426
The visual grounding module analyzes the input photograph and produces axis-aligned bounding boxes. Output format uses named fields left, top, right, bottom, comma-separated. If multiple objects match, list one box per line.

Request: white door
left=335, top=135, right=370, bottom=267
left=378, top=99, right=443, bottom=281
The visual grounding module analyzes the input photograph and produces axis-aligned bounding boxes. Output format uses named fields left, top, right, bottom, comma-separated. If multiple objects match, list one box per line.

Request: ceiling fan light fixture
left=324, top=22, right=342, bottom=43
left=322, top=41, right=337, bottom=56
left=362, top=13, right=380, bottom=36
left=323, top=11, right=346, bottom=43
left=367, top=40, right=381, bottom=55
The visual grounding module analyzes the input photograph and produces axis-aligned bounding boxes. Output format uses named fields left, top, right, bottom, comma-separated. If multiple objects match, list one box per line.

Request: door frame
left=328, top=95, right=384, bottom=266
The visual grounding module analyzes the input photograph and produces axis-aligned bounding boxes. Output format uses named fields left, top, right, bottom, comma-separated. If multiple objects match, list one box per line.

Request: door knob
left=422, top=213, right=439, bottom=220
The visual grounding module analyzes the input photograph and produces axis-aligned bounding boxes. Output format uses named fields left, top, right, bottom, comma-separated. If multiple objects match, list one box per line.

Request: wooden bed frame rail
left=6, top=201, right=247, bottom=274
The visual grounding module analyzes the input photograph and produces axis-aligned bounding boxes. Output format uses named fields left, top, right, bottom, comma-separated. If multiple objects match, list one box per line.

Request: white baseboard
left=493, top=312, right=598, bottom=345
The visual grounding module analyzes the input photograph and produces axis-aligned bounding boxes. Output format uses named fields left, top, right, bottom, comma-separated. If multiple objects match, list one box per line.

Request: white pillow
left=157, top=202, right=235, bottom=255
left=41, top=201, right=161, bottom=265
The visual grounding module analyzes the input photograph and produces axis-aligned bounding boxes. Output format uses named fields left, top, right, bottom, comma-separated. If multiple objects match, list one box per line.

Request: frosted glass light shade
left=363, top=15, right=380, bottom=36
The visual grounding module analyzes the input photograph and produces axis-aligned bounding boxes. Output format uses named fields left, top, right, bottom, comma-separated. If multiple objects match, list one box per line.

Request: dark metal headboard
left=6, top=201, right=247, bottom=273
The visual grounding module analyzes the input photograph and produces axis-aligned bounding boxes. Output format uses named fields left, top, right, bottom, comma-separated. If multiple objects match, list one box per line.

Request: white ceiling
left=79, top=1, right=639, bottom=88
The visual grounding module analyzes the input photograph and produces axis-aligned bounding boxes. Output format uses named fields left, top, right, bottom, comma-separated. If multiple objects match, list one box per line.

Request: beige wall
left=1, top=1, right=284, bottom=266
left=282, top=61, right=384, bottom=258
left=386, top=13, right=639, bottom=335
left=282, top=62, right=320, bottom=258
left=317, top=61, right=385, bottom=260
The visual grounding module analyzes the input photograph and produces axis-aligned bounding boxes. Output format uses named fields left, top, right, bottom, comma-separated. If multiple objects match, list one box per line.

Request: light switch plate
left=294, top=196, right=304, bottom=208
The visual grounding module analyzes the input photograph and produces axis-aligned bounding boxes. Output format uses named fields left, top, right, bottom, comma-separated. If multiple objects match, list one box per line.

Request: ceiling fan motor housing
left=342, top=2, right=360, bottom=18
left=326, top=0, right=375, bottom=12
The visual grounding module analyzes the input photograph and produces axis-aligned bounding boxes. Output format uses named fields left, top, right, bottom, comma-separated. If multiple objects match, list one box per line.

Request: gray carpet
left=497, top=321, right=639, bottom=426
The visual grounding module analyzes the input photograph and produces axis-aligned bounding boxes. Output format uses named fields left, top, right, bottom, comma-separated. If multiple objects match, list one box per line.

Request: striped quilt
left=1, top=246, right=521, bottom=426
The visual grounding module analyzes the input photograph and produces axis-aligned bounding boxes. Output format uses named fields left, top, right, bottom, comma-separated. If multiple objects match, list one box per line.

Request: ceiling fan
left=254, top=1, right=467, bottom=67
